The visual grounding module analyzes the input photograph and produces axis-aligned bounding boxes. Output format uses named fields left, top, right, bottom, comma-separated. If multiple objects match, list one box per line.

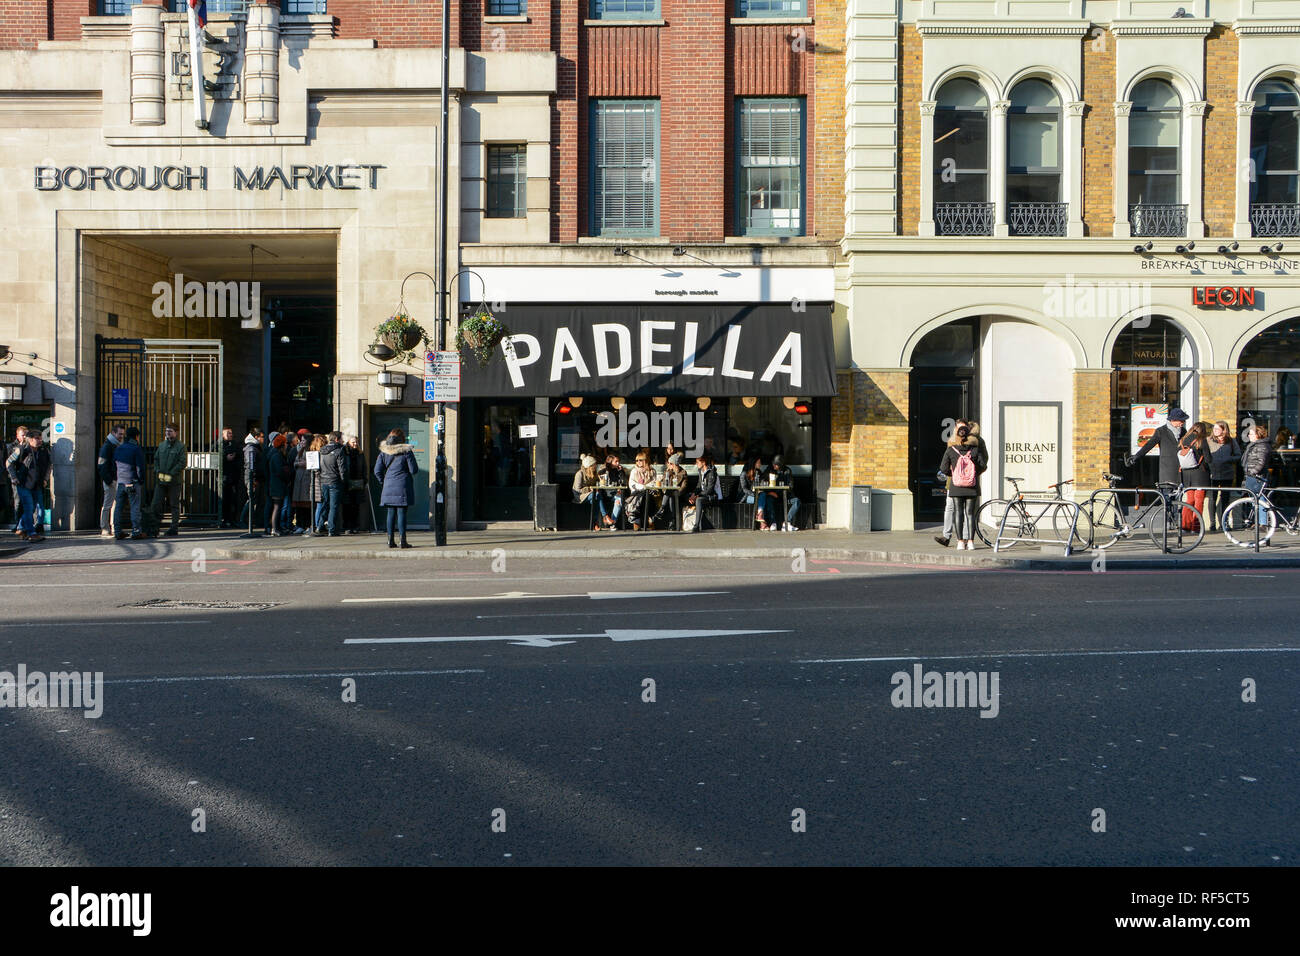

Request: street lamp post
left=395, top=271, right=447, bottom=547
left=435, top=0, right=451, bottom=547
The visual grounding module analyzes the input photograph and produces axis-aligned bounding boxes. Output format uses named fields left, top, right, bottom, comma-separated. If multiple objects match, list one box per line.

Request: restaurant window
left=590, top=99, right=659, bottom=236
left=486, top=144, right=527, bottom=219
left=737, top=0, right=807, bottom=15
left=487, top=0, right=526, bottom=14
left=737, top=98, right=804, bottom=236
left=933, top=78, right=990, bottom=235
left=590, top=0, right=660, bottom=18
left=1110, top=316, right=1195, bottom=479
left=553, top=398, right=813, bottom=478
left=1238, top=315, right=1300, bottom=443
left=1250, top=78, right=1300, bottom=237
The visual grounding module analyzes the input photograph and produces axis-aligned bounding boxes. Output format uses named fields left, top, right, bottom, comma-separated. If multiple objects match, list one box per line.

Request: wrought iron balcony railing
left=1008, top=202, right=1068, bottom=237
left=1129, top=203, right=1187, bottom=238
left=1251, top=203, right=1300, bottom=238
left=934, top=202, right=995, bottom=236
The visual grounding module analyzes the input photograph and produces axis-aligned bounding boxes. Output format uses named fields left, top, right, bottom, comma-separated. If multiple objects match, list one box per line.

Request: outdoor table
left=591, top=483, right=627, bottom=530
left=753, top=484, right=791, bottom=529
left=1276, top=449, right=1300, bottom=485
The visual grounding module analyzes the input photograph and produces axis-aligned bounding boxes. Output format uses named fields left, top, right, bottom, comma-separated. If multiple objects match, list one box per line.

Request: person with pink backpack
left=938, top=424, right=987, bottom=550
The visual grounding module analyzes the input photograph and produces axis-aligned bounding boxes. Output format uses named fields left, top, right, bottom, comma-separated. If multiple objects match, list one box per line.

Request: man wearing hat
left=1127, top=407, right=1188, bottom=484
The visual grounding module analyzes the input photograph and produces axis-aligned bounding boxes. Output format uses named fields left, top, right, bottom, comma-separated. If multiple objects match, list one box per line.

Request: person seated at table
left=649, top=452, right=687, bottom=529
left=763, top=455, right=802, bottom=532
left=626, top=450, right=657, bottom=530
left=738, top=456, right=768, bottom=528
left=1273, top=427, right=1292, bottom=451
left=687, top=453, right=721, bottom=532
left=572, top=454, right=599, bottom=527
left=597, top=453, right=627, bottom=529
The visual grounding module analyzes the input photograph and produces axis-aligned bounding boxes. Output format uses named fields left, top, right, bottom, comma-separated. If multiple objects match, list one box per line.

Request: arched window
left=1128, top=79, right=1184, bottom=237
left=1239, top=316, right=1300, bottom=445
left=1110, top=316, right=1195, bottom=478
left=933, top=79, right=991, bottom=235
left=1250, top=78, right=1300, bottom=237
left=1006, top=79, right=1064, bottom=236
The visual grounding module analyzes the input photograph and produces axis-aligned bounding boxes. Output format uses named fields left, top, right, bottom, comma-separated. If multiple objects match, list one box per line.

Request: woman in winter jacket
left=938, top=425, right=987, bottom=550
left=266, top=433, right=290, bottom=536
left=1177, top=422, right=1212, bottom=532
left=374, top=428, right=420, bottom=549
left=1241, top=425, right=1274, bottom=531
left=1206, top=420, right=1242, bottom=533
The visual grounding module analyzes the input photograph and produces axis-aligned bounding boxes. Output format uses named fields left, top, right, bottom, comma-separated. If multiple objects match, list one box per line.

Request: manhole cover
left=120, top=599, right=281, bottom=611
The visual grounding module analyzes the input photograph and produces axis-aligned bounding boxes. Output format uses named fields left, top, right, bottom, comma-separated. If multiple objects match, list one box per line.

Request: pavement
left=6, top=524, right=1300, bottom=569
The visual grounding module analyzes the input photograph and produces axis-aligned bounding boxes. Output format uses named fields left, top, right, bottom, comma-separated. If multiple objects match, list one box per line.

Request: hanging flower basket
left=373, top=309, right=429, bottom=365
left=455, top=308, right=511, bottom=367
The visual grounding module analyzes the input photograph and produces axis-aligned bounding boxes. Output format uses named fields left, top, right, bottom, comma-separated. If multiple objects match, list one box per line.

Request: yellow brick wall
left=1082, top=30, right=1115, bottom=237
left=1073, top=370, right=1111, bottom=492
left=1203, top=25, right=1238, bottom=236
left=830, top=369, right=911, bottom=487
left=1199, top=371, right=1239, bottom=432
left=899, top=24, right=921, bottom=237
left=813, top=0, right=847, bottom=242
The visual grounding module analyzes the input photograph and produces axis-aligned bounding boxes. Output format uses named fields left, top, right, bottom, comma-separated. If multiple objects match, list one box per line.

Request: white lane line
left=340, top=589, right=728, bottom=604
left=1083, top=596, right=1253, bottom=604
left=797, top=647, right=1300, bottom=664
left=475, top=603, right=875, bottom=620
left=0, top=619, right=211, bottom=628
left=1231, top=574, right=1276, bottom=578
left=101, top=668, right=484, bottom=685
left=346, top=628, right=789, bottom=648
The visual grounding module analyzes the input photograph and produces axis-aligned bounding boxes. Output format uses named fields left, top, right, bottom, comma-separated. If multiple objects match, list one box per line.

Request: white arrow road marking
left=341, top=590, right=727, bottom=604
left=344, top=628, right=787, bottom=648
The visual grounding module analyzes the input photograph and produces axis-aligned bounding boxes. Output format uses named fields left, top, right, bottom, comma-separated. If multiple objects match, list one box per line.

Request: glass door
left=470, top=400, right=534, bottom=521
left=368, top=410, right=430, bottom=529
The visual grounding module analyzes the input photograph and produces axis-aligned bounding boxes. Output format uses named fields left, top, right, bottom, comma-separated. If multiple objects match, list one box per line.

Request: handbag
left=1176, top=445, right=1199, bottom=469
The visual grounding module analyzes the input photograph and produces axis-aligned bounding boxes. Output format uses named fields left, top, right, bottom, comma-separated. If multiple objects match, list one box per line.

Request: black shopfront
left=458, top=302, right=837, bottom=529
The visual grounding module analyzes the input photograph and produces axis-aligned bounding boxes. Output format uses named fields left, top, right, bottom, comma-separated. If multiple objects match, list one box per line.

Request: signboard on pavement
left=1131, top=404, right=1169, bottom=455
left=424, top=351, right=461, bottom=403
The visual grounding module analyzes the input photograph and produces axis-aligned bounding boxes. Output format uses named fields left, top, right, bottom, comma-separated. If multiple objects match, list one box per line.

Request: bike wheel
left=1222, top=498, right=1276, bottom=548
left=1148, top=496, right=1206, bottom=554
left=976, top=498, right=1024, bottom=550
left=1050, top=501, right=1091, bottom=550
left=1086, top=495, right=1124, bottom=550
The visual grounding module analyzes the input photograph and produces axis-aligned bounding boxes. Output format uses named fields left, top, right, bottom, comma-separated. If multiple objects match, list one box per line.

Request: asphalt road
left=0, top=552, right=1295, bottom=866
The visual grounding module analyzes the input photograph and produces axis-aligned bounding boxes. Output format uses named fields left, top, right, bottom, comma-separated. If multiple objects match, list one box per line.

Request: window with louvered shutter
left=591, top=100, right=660, bottom=237
left=486, top=145, right=527, bottom=219
left=737, top=98, right=804, bottom=236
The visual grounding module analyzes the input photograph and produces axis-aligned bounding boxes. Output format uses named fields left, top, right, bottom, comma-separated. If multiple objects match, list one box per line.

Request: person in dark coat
left=217, top=426, right=242, bottom=528
left=239, top=429, right=267, bottom=531
left=1127, top=407, right=1188, bottom=484
left=7, top=431, right=52, bottom=542
left=266, top=433, right=291, bottom=536
left=1241, top=425, right=1275, bottom=534
left=938, top=425, right=988, bottom=550
left=113, top=427, right=147, bottom=539
left=344, top=436, right=365, bottom=534
left=1206, top=420, right=1242, bottom=533
left=317, top=431, right=348, bottom=536
left=374, top=428, right=419, bottom=549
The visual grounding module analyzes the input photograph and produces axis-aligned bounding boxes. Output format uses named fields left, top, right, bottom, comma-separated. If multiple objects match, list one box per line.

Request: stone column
left=991, top=99, right=1010, bottom=236
left=129, top=0, right=167, bottom=126
left=1233, top=100, right=1255, bottom=238
left=1112, top=102, right=1132, bottom=238
left=1065, top=100, right=1085, bottom=237
left=1185, top=100, right=1208, bottom=238
left=245, top=0, right=281, bottom=126
left=918, top=101, right=937, bottom=236
left=1072, top=369, right=1112, bottom=493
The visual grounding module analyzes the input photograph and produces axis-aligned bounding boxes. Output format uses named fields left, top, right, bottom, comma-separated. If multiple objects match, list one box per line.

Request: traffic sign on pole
left=423, top=351, right=460, bottom=403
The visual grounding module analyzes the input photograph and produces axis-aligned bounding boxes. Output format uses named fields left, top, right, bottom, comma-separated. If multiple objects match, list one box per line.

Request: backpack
left=952, top=449, right=977, bottom=488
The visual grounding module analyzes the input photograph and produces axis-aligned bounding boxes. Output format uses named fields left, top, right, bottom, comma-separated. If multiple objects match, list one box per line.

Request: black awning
left=459, top=303, right=835, bottom=398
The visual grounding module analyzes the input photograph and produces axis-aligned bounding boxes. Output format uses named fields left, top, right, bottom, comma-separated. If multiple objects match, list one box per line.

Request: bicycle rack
left=1086, top=486, right=1171, bottom=552
left=992, top=498, right=1082, bottom=556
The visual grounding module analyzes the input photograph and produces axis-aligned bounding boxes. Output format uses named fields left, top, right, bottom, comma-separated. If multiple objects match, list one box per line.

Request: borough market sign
left=33, top=164, right=386, bottom=192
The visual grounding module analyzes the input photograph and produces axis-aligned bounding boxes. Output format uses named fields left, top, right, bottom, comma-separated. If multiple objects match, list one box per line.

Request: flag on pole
left=189, top=1, right=207, bottom=28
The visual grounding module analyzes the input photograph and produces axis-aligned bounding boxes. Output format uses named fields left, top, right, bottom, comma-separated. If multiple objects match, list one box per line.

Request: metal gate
left=96, top=337, right=224, bottom=525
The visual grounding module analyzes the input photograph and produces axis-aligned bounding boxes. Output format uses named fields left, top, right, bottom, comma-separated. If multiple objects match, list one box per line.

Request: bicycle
left=974, top=477, right=1084, bottom=550
left=1087, top=475, right=1205, bottom=553
left=1221, top=479, right=1298, bottom=547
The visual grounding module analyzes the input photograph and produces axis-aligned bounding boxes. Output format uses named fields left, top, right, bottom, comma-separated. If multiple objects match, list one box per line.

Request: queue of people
left=7, top=425, right=51, bottom=542
left=237, top=424, right=368, bottom=537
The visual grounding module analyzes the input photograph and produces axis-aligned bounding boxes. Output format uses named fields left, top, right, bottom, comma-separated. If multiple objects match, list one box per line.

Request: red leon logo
left=1193, top=286, right=1257, bottom=307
